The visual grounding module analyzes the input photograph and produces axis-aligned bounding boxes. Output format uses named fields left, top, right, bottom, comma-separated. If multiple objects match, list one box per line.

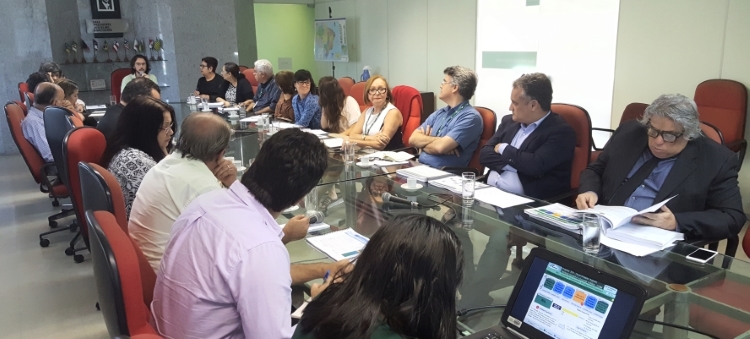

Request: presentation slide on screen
left=523, top=263, right=617, bottom=339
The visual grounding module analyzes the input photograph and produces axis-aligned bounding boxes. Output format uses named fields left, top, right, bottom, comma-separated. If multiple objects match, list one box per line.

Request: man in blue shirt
left=21, top=82, right=64, bottom=162
left=409, top=66, right=483, bottom=168
left=250, top=59, right=281, bottom=115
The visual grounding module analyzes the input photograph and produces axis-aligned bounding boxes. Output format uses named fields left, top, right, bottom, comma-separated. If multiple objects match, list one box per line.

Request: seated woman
left=216, top=62, right=254, bottom=108
left=318, top=76, right=361, bottom=134
left=101, top=96, right=175, bottom=218
left=293, top=214, right=463, bottom=339
left=292, top=69, right=322, bottom=129
left=348, top=75, right=404, bottom=150
left=56, top=79, right=96, bottom=126
left=274, top=71, right=295, bottom=122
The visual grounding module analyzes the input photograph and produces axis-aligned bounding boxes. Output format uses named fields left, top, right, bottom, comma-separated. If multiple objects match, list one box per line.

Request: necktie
left=607, top=155, right=662, bottom=206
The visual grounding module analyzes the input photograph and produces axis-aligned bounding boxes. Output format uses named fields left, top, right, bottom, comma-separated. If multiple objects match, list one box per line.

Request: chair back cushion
left=25, top=92, right=34, bottom=111
left=242, top=69, right=259, bottom=94
left=338, top=77, right=355, bottom=97
left=19, top=82, right=29, bottom=102
left=391, top=85, right=423, bottom=146
left=64, top=127, right=107, bottom=244
left=14, top=100, right=27, bottom=115
left=79, top=162, right=128, bottom=232
left=350, top=82, right=369, bottom=112
left=694, top=79, right=748, bottom=148
left=5, top=101, right=45, bottom=184
left=700, top=121, right=724, bottom=145
left=88, top=210, right=158, bottom=337
left=468, top=107, right=497, bottom=173
left=43, top=107, right=75, bottom=186
left=551, top=103, right=592, bottom=190
left=111, top=68, right=132, bottom=103
left=620, top=102, right=648, bottom=124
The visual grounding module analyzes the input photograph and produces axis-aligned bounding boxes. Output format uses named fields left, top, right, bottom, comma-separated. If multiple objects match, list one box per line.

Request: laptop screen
left=505, top=256, right=640, bottom=339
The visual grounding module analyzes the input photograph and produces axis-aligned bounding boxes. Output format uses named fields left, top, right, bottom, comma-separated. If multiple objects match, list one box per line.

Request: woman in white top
left=347, top=75, right=404, bottom=150
left=101, top=96, right=175, bottom=218
left=318, top=76, right=361, bottom=133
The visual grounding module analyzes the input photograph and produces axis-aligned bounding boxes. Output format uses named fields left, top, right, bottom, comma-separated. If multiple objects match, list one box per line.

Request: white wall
left=613, top=0, right=750, bottom=213
left=314, top=0, right=477, bottom=108
left=474, top=0, right=620, bottom=129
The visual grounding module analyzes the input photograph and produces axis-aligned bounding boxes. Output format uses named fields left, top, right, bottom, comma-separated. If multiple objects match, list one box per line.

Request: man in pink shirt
left=152, top=129, right=342, bottom=338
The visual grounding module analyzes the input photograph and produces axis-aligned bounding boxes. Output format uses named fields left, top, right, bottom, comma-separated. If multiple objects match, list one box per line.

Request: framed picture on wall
left=89, top=0, right=121, bottom=18
left=97, top=0, right=115, bottom=12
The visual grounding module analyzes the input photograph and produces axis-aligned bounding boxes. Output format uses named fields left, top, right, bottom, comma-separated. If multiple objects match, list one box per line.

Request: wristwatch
left=362, top=135, right=366, bottom=140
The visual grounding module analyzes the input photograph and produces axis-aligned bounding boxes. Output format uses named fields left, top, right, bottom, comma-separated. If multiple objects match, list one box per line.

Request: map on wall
left=314, top=18, right=348, bottom=62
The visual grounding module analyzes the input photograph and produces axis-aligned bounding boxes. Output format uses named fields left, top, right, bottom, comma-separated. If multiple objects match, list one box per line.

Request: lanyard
left=435, top=102, right=469, bottom=136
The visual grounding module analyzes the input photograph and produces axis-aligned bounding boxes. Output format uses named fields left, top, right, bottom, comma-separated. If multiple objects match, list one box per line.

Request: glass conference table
left=276, top=173, right=750, bottom=339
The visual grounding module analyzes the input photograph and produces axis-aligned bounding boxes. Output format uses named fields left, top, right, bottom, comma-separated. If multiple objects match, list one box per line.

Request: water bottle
left=360, top=66, right=371, bottom=82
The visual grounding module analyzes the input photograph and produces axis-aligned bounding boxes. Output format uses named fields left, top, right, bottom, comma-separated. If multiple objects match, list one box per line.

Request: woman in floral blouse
left=101, top=96, right=176, bottom=218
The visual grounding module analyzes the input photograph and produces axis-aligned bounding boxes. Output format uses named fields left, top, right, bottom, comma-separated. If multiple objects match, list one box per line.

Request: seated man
left=249, top=59, right=281, bottom=114
left=97, top=77, right=161, bottom=140
left=21, top=82, right=64, bottom=162
left=576, top=94, right=746, bottom=241
left=193, top=56, right=227, bottom=102
left=119, top=54, right=158, bottom=94
left=480, top=73, right=576, bottom=200
left=152, top=129, right=346, bottom=338
left=409, top=66, right=483, bottom=168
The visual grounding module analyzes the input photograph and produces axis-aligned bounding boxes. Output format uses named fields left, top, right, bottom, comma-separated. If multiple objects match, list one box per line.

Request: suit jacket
left=96, top=103, right=124, bottom=141
left=579, top=120, right=745, bottom=241
left=479, top=112, right=576, bottom=200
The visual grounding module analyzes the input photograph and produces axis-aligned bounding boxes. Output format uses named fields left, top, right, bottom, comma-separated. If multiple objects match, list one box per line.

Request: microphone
left=382, top=192, right=420, bottom=208
left=305, top=210, right=324, bottom=224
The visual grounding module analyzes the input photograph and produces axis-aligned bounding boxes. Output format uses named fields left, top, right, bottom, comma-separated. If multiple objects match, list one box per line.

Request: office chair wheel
left=40, top=239, right=50, bottom=247
left=65, top=247, right=75, bottom=256
left=49, top=220, right=58, bottom=228
left=52, top=200, right=60, bottom=207
left=74, top=254, right=84, bottom=263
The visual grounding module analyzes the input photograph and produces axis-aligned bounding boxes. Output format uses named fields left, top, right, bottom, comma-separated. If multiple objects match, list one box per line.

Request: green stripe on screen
left=527, top=0, right=540, bottom=6
left=481, top=51, right=537, bottom=69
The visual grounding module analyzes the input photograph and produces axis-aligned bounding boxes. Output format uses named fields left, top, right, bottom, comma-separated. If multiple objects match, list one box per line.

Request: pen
left=323, top=270, right=330, bottom=283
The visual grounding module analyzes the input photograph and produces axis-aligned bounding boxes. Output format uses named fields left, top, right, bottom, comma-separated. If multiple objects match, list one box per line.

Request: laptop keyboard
left=462, top=328, right=512, bottom=339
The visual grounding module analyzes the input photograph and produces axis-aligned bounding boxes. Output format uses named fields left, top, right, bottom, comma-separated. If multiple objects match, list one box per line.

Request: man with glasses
left=194, top=56, right=228, bottom=102
left=248, top=59, right=281, bottom=115
left=577, top=94, right=745, bottom=241
left=409, top=66, right=483, bottom=168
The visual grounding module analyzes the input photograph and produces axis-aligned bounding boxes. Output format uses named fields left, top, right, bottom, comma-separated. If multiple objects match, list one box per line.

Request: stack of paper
left=302, top=129, right=328, bottom=136
left=396, top=165, right=452, bottom=182
left=322, top=138, right=344, bottom=148
left=275, top=122, right=302, bottom=129
left=360, top=151, right=414, bottom=162
left=278, top=222, right=331, bottom=233
left=605, top=224, right=683, bottom=250
left=524, top=204, right=584, bottom=231
left=429, top=175, right=491, bottom=194
left=474, top=187, right=534, bottom=209
left=306, top=228, right=370, bottom=261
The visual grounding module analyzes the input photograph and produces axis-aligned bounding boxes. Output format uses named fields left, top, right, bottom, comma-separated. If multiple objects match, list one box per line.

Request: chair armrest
left=591, top=127, right=615, bottom=151
left=726, top=139, right=747, bottom=170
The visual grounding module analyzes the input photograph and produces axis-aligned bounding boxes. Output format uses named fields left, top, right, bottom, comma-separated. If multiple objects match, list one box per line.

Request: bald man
left=21, top=82, right=64, bottom=162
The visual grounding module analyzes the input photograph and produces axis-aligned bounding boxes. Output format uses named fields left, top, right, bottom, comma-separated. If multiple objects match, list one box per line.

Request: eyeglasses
left=441, top=79, right=456, bottom=86
left=160, top=122, right=174, bottom=132
left=368, top=87, right=387, bottom=95
left=296, top=80, right=311, bottom=86
left=199, top=64, right=207, bottom=69
left=646, top=123, right=683, bottom=143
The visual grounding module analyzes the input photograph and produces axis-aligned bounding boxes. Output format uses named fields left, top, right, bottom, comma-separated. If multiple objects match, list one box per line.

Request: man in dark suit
left=577, top=94, right=745, bottom=241
left=480, top=72, right=576, bottom=200
left=97, top=77, right=160, bottom=140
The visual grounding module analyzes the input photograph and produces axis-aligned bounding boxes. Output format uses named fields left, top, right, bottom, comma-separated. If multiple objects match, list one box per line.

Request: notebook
left=306, top=228, right=369, bottom=261
left=462, top=248, right=647, bottom=339
left=395, top=165, right=452, bottom=182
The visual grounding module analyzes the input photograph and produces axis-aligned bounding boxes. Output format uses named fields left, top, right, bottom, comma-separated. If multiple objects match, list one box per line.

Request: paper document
left=302, top=129, right=329, bottom=136
left=430, top=175, right=491, bottom=194
left=278, top=222, right=331, bottom=233
left=360, top=151, right=414, bottom=162
left=306, top=228, right=370, bottom=261
left=322, top=138, right=344, bottom=148
left=474, top=187, right=534, bottom=209
left=88, top=111, right=106, bottom=117
left=372, top=160, right=409, bottom=167
left=601, top=234, right=675, bottom=257
left=587, top=196, right=676, bottom=230
left=85, top=104, right=107, bottom=110
left=275, top=122, right=302, bottom=129
left=524, top=203, right=584, bottom=231
left=240, top=116, right=262, bottom=122
left=291, top=301, right=309, bottom=319
left=396, top=165, right=452, bottom=182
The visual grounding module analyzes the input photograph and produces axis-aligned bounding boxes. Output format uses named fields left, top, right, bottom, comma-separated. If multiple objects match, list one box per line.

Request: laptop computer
left=462, top=247, right=647, bottom=339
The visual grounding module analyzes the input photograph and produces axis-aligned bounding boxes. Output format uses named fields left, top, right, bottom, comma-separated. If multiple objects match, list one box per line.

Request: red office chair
left=18, top=82, right=29, bottom=102
left=338, top=77, right=355, bottom=97
left=350, top=82, right=368, bottom=113
left=63, top=127, right=107, bottom=262
left=440, top=106, right=497, bottom=176
left=14, top=100, right=27, bottom=115
left=87, top=210, right=159, bottom=338
left=25, top=92, right=34, bottom=112
left=391, top=85, right=423, bottom=147
left=111, top=68, right=132, bottom=103
left=694, top=79, right=748, bottom=168
left=242, top=69, right=258, bottom=94
left=238, top=65, right=249, bottom=72
left=550, top=103, right=592, bottom=204
left=591, top=102, right=648, bottom=162
left=700, top=121, right=725, bottom=145
left=5, top=101, right=75, bottom=245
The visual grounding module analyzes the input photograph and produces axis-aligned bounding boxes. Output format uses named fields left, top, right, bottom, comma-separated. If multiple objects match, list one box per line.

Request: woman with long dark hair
left=293, top=214, right=464, bottom=339
left=216, top=62, right=254, bottom=108
left=101, top=96, right=175, bottom=218
left=319, top=76, right=361, bottom=133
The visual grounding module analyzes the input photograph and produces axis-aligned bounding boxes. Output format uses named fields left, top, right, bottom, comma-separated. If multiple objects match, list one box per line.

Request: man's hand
left=281, top=215, right=310, bottom=244
left=421, top=125, right=433, bottom=136
left=631, top=206, right=678, bottom=231
left=448, top=148, right=461, bottom=157
left=211, top=158, right=237, bottom=187
left=193, top=90, right=200, bottom=96
left=310, top=259, right=353, bottom=297
left=576, top=191, right=598, bottom=209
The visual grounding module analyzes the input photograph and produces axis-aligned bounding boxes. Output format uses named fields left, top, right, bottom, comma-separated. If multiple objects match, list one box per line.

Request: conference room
left=2, top=0, right=750, bottom=338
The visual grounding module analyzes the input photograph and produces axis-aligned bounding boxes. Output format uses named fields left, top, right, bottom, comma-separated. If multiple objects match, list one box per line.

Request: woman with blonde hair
left=348, top=75, right=404, bottom=150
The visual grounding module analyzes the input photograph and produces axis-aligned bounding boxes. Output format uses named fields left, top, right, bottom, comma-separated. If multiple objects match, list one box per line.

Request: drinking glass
left=304, top=186, right=319, bottom=212
left=342, top=140, right=355, bottom=164
left=581, top=213, right=602, bottom=254
left=109, top=95, right=117, bottom=106
left=200, top=98, right=209, bottom=111
left=462, top=172, right=475, bottom=203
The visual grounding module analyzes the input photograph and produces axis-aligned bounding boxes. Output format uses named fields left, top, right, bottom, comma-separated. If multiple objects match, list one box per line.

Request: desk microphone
left=382, top=192, right=420, bottom=208
left=305, top=210, right=324, bottom=224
